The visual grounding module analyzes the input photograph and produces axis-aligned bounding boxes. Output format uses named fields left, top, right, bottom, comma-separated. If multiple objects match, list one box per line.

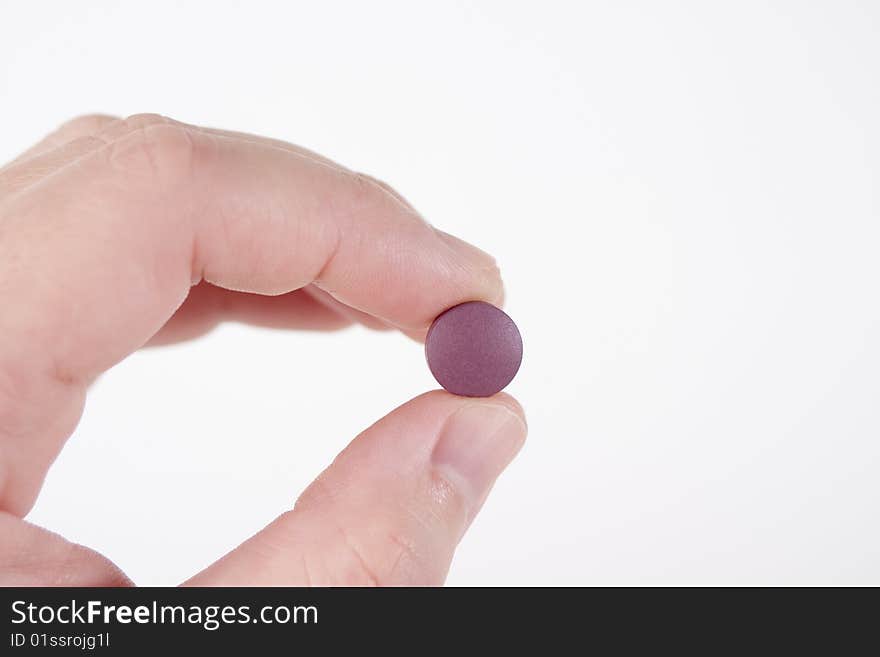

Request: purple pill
left=425, top=301, right=523, bottom=397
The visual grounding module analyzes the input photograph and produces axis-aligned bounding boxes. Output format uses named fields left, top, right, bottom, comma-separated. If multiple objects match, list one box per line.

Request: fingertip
left=428, top=393, right=527, bottom=526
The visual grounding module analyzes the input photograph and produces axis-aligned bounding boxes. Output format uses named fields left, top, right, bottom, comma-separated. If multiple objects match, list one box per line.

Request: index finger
left=0, top=115, right=503, bottom=515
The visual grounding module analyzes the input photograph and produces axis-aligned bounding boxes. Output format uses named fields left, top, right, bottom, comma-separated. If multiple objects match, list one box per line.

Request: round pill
left=425, top=301, right=523, bottom=397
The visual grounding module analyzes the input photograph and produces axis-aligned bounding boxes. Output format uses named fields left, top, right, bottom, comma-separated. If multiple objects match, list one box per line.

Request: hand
left=0, top=114, right=527, bottom=586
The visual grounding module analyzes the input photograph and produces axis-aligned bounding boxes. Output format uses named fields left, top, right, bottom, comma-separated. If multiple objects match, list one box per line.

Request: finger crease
left=312, top=222, right=343, bottom=289
left=337, top=526, right=380, bottom=587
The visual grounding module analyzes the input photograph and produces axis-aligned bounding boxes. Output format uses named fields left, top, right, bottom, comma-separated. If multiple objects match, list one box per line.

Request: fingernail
left=436, top=230, right=497, bottom=271
left=435, top=230, right=505, bottom=305
left=431, top=403, right=527, bottom=515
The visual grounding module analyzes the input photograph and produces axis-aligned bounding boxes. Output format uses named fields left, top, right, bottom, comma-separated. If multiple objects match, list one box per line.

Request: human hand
left=0, top=114, right=526, bottom=586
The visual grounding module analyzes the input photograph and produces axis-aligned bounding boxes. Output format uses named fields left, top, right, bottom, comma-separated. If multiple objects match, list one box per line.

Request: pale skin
left=0, top=114, right=527, bottom=586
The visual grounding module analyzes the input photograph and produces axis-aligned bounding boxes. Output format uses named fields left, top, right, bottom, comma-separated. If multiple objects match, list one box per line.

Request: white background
left=1, top=1, right=878, bottom=585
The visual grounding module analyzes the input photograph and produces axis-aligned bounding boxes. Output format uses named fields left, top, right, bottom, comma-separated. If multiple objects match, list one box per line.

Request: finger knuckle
left=379, top=526, right=427, bottom=583
left=427, top=469, right=471, bottom=532
left=56, top=114, right=116, bottom=136
left=293, top=471, right=337, bottom=512
left=108, top=123, right=196, bottom=185
left=337, top=522, right=423, bottom=586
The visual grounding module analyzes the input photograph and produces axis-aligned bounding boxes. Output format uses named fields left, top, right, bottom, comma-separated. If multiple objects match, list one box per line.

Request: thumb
left=185, top=391, right=527, bottom=586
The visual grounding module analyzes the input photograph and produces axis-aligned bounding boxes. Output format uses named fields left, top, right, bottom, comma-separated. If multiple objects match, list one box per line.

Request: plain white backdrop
left=1, top=1, right=878, bottom=585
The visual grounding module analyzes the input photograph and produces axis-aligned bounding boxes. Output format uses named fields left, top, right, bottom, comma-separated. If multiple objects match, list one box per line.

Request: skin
left=0, top=114, right=527, bottom=586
